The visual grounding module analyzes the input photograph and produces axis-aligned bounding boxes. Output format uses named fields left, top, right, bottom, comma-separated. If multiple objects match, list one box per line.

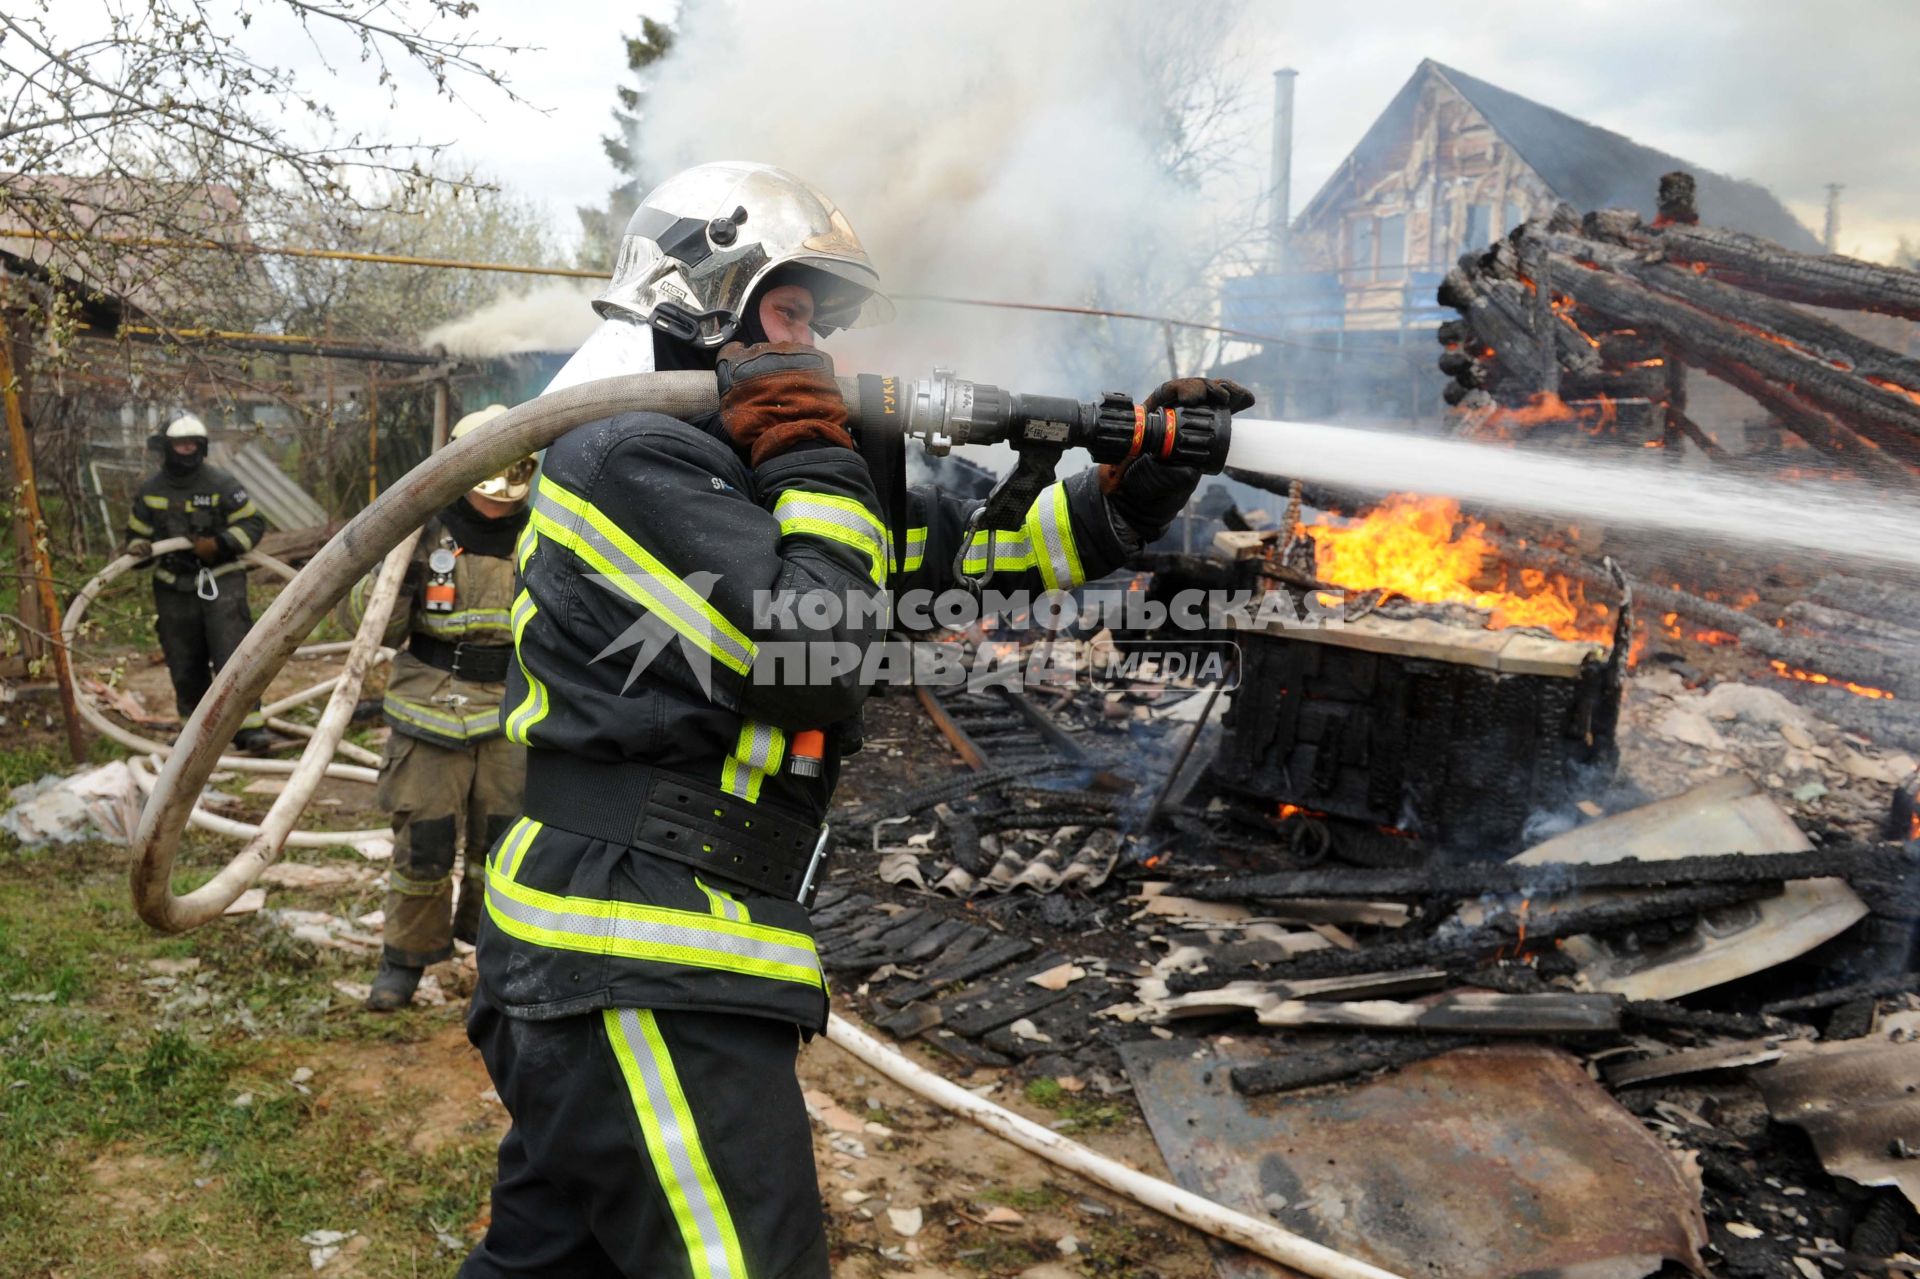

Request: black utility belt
left=521, top=752, right=830, bottom=904
left=408, top=633, right=513, bottom=682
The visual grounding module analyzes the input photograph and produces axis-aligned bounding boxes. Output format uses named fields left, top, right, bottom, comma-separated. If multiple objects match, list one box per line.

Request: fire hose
left=66, top=538, right=380, bottom=780
left=130, top=368, right=1231, bottom=925
left=112, top=372, right=1393, bottom=1277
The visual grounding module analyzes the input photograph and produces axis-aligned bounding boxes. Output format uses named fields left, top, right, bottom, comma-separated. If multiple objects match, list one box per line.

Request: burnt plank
left=944, top=982, right=1078, bottom=1039
left=883, top=936, right=1035, bottom=1007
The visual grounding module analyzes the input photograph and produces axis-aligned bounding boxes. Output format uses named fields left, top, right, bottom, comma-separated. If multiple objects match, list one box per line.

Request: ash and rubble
left=821, top=548, right=1920, bottom=1278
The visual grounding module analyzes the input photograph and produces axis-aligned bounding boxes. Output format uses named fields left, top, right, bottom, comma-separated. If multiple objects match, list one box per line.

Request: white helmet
left=593, top=161, right=893, bottom=348
left=450, top=405, right=535, bottom=503
left=165, top=414, right=208, bottom=440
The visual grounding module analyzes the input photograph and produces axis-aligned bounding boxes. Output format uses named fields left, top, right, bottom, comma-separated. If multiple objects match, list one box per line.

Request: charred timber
left=1176, top=847, right=1897, bottom=904
left=1656, top=225, right=1920, bottom=322
left=1542, top=252, right=1920, bottom=466
left=1695, top=357, right=1918, bottom=487
left=1161, top=883, right=1770, bottom=994
left=1230, top=1035, right=1479, bottom=1097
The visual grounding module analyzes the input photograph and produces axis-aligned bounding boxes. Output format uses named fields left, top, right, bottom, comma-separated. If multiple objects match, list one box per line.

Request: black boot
left=365, top=959, right=423, bottom=1012
left=452, top=875, right=482, bottom=946
left=232, top=726, right=273, bottom=753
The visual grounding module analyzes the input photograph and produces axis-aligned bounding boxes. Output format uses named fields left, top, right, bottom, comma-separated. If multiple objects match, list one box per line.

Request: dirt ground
left=0, top=618, right=1221, bottom=1278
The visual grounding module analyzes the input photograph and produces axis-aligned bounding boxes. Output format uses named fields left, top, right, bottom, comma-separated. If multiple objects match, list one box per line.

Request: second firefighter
left=340, top=406, right=536, bottom=1011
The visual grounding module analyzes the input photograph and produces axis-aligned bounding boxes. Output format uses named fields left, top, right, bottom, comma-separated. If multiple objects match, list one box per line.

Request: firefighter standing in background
left=122, top=414, right=271, bottom=752
left=459, top=161, right=1245, bottom=1278
left=341, top=406, right=535, bottom=1012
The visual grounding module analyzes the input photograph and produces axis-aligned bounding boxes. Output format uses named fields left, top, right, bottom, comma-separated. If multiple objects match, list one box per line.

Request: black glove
left=1143, top=377, right=1256, bottom=414
left=1104, top=456, right=1202, bottom=547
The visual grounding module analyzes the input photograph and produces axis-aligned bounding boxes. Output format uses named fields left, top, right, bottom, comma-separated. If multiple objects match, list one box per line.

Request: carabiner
left=195, top=567, right=219, bottom=601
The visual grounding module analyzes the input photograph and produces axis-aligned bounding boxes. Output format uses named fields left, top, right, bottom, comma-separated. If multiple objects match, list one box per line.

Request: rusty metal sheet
left=1487, top=774, right=1867, bottom=1000
left=1753, top=1036, right=1920, bottom=1210
left=1121, top=1040, right=1706, bottom=1279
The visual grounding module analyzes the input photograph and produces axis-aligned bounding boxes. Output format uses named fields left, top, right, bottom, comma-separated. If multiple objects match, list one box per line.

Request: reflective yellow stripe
left=126, top=516, right=154, bottom=536
left=531, top=479, right=755, bottom=677
left=959, top=484, right=1083, bottom=586
left=225, top=500, right=258, bottom=523
left=142, top=495, right=169, bottom=510
left=718, top=719, right=784, bottom=803
left=494, top=815, right=541, bottom=883
left=695, top=877, right=748, bottom=923
left=1024, top=481, right=1084, bottom=590
left=961, top=528, right=1038, bottom=574
left=226, top=522, right=255, bottom=552
left=389, top=868, right=449, bottom=896
left=483, top=859, right=825, bottom=988
left=238, top=710, right=265, bottom=729
left=515, top=522, right=537, bottom=572
left=504, top=591, right=551, bottom=745
left=902, top=526, right=927, bottom=572
left=418, top=608, right=512, bottom=638
left=772, top=491, right=888, bottom=585
left=384, top=692, right=503, bottom=740
left=604, top=1008, right=748, bottom=1279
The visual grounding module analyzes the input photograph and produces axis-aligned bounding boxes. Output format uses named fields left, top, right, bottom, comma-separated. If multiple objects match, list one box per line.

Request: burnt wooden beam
left=1162, top=883, right=1771, bottom=994
left=1230, top=1036, right=1478, bottom=1096
left=1657, top=224, right=1920, bottom=321
left=1176, top=847, right=1898, bottom=904
left=1255, top=991, right=1619, bottom=1035
left=1544, top=252, right=1920, bottom=465
left=1703, top=356, right=1919, bottom=488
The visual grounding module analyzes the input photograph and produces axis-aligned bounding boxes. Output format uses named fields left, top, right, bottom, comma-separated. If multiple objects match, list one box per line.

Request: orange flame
left=1768, top=659, right=1895, bottom=700
left=1308, top=496, right=1611, bottom=641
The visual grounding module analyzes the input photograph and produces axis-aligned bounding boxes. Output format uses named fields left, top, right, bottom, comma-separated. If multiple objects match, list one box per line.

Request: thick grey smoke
left=638, top=0, right=1256, bottom=399
left=422, top=281, right=601, bottom=358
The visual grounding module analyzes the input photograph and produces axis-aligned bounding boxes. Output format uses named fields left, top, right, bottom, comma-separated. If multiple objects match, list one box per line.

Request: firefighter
left=460, top=161, right=1251, bottom=1278
left=340, top=406, right=535, bottom=1012
left=121, top=414, right=271, bottom=751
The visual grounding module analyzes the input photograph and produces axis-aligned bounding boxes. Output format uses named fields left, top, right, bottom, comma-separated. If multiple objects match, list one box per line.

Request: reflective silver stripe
left=419, top=608, right=512, bottom=637
left=606, top=1009, right=744, bottom=1278
left=531, top=486, right=754, bottom=675
left=719, top=719, right=783, bottom=802
left=902, top=527, right=927, bottom=571
left=1026, top=482, right=1081, bottom=589
left=384, top=693, right=502, bottom=740
left=772, top=492, right=888, bottom=582
left=484, top=874, right=823, bottom=976
left=961, top=529, right=1036, bottom=573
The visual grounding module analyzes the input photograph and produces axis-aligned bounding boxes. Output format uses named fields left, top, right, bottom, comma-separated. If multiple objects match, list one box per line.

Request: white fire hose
left=122, top=371, right=1402, bottom=1279
left=69, top=536, right=393, bottom=848
left=66, top=538, right=381, bottom=780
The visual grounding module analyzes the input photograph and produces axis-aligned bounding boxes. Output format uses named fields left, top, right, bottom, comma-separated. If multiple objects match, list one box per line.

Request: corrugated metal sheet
left=217, top=442, right=328, bottom=530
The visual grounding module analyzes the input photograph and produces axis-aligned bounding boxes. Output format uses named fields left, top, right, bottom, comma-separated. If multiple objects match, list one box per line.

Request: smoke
left=637, top=0, right=1258, bottom=399
left=421, top=281, right=601, bottom=358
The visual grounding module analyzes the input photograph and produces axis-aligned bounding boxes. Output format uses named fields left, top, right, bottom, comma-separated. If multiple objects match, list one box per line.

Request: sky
left=277, top=0, right=1920, bottom=268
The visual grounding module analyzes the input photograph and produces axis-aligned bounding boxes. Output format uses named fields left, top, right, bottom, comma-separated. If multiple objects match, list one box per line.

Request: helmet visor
left=473, top=455, right=537, bottom=502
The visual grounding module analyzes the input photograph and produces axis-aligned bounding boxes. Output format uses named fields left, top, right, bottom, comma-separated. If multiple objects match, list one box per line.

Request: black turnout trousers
left=460, top=986, right=830, bottom=1279
left=153, top=574, right=253, bottom=718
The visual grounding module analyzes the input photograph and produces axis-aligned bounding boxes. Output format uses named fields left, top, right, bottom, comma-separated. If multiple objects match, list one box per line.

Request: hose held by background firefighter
left=121, top=414, right=272, bottom=753
left=336, top=409, right=535, bottom=1012
left=459, top=161, right=1253, bottom=1279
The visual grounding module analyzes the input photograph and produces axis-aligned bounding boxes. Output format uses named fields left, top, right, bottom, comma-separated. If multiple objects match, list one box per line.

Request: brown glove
left=1143, top=377, right=1256, bottom=413
left=715, top=341, right=854, bottom=467
left=122, top=538, right=153, bottom=560
left=192, top=536, right=221, bottom=562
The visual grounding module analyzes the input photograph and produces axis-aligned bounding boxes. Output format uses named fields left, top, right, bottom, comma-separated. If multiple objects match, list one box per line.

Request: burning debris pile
left=824, top=666, right=1920, bottom=1277
left=1437, top=170, right=1920, bottom=485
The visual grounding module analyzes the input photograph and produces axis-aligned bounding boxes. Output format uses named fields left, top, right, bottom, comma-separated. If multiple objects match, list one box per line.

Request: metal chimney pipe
left=1269, top=68, right=1298, bottom=269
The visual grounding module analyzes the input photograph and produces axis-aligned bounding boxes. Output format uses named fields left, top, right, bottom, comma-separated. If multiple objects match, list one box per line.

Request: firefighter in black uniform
left=122, top=414, right=271, bottom=751
left=461, top=161, right=1251, bottom=1279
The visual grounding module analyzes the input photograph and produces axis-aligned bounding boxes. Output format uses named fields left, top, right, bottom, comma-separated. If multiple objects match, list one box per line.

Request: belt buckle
left=797, top=824, right=831, bottom=908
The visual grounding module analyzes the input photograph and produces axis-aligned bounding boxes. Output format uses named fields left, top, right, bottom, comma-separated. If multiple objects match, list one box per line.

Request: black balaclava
left=160, top=436, right=206, bottom=478
left=441, top=494, right=526, bottom=558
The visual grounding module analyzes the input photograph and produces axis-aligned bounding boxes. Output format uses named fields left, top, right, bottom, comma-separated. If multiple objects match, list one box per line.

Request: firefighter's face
left=170, top=440, right=199, bottom=456
left=759, top=284, right=816, bottom=346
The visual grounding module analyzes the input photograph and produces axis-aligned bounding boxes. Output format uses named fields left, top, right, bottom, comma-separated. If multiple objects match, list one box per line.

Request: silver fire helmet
left=593, top=161, right=894, bottom=348
left=450, top=405, right=535, bottom=502
left=165, top=414, right=208, bottom=440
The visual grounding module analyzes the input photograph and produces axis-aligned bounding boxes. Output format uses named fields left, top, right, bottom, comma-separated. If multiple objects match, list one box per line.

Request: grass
left=0, top=830, right=498, bottom=1277
left=1023, top=1077, right=1128, bottom=1134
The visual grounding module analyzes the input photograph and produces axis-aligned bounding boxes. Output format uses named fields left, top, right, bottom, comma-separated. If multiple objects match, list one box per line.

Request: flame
left=1768, top=659, right=1895, bottom=700
left=1910, top=810, right=1920, bottom=841
left=1868, top=376, right=1920, bottom=409
left=1308, top=495, right=1611, bottom=641
left=1469, top=391, right=1620, bottom=442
